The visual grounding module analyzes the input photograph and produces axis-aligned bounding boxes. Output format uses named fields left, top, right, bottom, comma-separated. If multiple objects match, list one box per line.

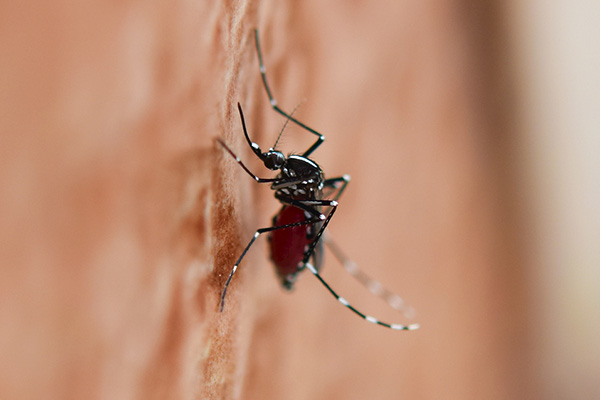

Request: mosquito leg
left=216, top=138, right=278, bottom=183
left=305, top=261, right=420, bottom=331
left=323, top=175, right=351, bottom=201
left=276, top=194, right=339, bottom=220
left=298, top=203, right=418, bottom=330
left=219, top=217, right=323, bottom=312
left=254, top=29, right=325, bottom=158
left=322, top=174, right=415, bottom=317
left=322, top=233, right=416, bottom=319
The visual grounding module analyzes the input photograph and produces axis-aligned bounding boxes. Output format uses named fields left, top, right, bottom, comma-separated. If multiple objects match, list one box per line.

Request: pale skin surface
left=0, top=1, right=539, bottom=399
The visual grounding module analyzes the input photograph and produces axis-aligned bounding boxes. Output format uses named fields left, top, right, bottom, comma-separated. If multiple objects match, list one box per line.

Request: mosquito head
left=262, top=148, right=285, bottom=170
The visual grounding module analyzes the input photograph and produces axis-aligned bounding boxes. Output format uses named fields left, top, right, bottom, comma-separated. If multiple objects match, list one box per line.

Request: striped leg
left=301, top=204, right=419, bottom=331
left=323, top=233, right=416, bottom=319
left=219, top=217, right=323, bottom=312
left=305, top=262, right=420, bottom=331
left=323, top=175, right=351, bottom=202
left=254, top=29, right=324, bottom=158
left=276, top=195, right=338, bottom=220
left=217, top=138, right=278, bottom=183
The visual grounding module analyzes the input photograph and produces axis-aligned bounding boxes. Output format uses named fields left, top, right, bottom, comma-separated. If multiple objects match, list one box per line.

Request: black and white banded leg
left=322, top=233, right=416, bottom=319
left=323, top=175, right=351, bottom=202
left=219, top=216, right=326, bottom=312
left=217, top=138, right=277, bottom=183
left=320, top=175, right=416, bottom=319
left=254, top=29, right=324, bottom=158
left=304, top=262, right=419, bottom=330
left=301, top=202, right=420, bottom=331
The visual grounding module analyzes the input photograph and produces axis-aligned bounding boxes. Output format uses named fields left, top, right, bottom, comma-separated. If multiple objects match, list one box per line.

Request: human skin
left=0, top=1, right=533, bottom=399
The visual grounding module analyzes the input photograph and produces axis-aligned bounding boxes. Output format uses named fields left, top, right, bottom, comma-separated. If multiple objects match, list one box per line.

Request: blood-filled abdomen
left=268, top=205, right=310, bottom=288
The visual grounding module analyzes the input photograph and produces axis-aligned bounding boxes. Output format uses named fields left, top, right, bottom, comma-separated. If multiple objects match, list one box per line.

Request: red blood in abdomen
left=269, top=206, right=309, bottom=277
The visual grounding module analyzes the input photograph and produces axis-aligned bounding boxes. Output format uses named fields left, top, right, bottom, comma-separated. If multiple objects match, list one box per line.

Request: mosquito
left=217, top=29, right=418, bottom=331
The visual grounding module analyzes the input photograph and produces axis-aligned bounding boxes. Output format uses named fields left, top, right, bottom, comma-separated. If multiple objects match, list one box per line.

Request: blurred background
left=507, top=1, right=600, bottom=398
left=0, top=0, right=598, bottom=399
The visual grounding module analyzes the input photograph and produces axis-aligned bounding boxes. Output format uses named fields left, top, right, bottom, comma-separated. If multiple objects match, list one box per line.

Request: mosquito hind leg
left=299, top=206, right=419, bottom=330
left=322, top=234, right=417, bottom=319
left=304, top=261, right=420, bottom=330
left=323, top=175, right=351, bottom=201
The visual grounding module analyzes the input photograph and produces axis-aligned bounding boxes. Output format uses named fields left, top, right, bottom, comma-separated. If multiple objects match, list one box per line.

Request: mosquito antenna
left=272, top=100, right=305, bottom=149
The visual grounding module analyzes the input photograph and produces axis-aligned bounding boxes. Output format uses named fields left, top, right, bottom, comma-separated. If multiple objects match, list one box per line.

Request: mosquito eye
left=264, top=151, right=285, bottom=170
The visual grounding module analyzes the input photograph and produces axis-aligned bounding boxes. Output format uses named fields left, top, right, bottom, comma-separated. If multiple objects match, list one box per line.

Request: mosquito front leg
left=254, top=29, right=325, bottom=158
left=219, top=217, right=323, bottom=312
